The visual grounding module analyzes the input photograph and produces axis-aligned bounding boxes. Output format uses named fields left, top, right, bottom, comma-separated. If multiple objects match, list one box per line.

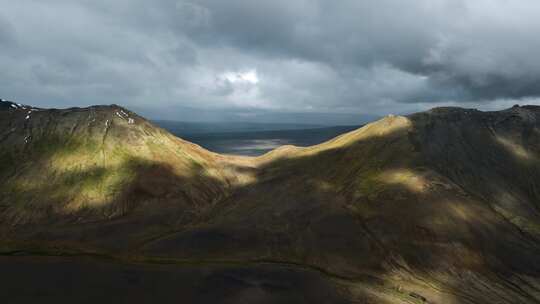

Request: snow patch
left=115, top=110, right=133, bottom=124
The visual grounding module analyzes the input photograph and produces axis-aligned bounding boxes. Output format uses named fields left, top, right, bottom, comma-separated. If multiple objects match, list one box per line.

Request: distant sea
left=155, top=121, right=360, bottom=156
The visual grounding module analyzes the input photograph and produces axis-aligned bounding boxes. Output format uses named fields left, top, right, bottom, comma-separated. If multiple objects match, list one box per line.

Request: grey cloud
left=1, top=0, right=540, bottom=121
left=0, top=14, right=16, bottom=46
left=186, top=0, right=540, bottom=104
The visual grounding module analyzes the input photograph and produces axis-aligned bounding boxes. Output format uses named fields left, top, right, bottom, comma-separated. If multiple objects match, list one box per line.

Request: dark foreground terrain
left=2, top=99, right=540, bottom=303
left=0, top=256, right=348, bottom=304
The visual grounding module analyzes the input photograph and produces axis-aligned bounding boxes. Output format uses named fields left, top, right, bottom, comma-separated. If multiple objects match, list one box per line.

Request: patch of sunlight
left=218, top=162, right=258, bottom=186
left=448, top=204, right=473, bottom=221
left=376, top=268, right=460, bottom=304
left=495, top=136, right=534, bottom=160
left=5, top=158, right=139, bottom=213
left=493, top=205, right=540, bottom=236
left=4, top=140, right=154, bottom=215
left=63, top=163, right=138, bottom=211
left=257, top=115, right=413, bottom=163
left=321, top=115, right=412, bottom=150
left=315, top=180, right=336, bottom=191
left=378, top=169, right=427, bottom=193
left=255, top=145, right=301, bottom=164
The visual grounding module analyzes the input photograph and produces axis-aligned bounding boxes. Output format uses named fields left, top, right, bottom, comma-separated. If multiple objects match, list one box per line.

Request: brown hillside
left=2, top=100, right=540, bottom=303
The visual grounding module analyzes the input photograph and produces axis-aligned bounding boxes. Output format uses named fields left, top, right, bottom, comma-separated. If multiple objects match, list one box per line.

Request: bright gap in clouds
left=214, top=69, right=269, bottom=109
left=220, top=70, right=259, bottom=84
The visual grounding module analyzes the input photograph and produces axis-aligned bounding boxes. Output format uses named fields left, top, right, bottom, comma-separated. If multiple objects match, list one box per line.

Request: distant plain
left=155, top=121, right=361, bottom=156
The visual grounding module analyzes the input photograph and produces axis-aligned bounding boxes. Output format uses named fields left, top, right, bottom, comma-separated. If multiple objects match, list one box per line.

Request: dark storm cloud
left=1, top=0, right=540, bottom=121
left=188, top=0, right=540, bottom=103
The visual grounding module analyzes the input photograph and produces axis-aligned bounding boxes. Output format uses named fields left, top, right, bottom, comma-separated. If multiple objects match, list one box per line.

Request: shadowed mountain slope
left=0, top=100, right=255, bottom=236
left=1, top=99, right=540, bottom=303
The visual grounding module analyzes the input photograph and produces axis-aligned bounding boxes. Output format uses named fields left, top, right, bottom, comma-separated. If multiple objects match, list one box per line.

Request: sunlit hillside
left=2, top=100, right=540, bottom=303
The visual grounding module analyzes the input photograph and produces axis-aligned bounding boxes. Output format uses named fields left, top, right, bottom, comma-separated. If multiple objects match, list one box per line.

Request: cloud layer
left=1, top=0, right=540, bottom=121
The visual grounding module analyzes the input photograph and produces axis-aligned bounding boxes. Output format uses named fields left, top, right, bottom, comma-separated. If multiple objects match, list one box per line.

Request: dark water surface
left=171, top=126, right=361, bottom=156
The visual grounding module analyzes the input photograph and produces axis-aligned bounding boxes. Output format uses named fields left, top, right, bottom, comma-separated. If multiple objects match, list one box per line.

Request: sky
left=1, top=0, right=540, bottom=124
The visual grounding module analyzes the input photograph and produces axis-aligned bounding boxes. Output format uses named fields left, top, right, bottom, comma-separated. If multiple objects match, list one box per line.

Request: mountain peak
left=0, top=100, right=242, bottom=225
left=0, top=98, right=37, bottom=111
left=0, top=100, right=148, bottom=149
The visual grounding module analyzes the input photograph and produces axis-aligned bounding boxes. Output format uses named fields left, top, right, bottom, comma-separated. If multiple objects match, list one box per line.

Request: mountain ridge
left=2, top=99, right=540, bottom=303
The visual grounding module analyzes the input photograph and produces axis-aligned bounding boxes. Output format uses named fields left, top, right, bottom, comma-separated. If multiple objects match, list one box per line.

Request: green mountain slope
left=2, top=100, right=540, bottom=303
left=0, top=101, right=252, bottom=230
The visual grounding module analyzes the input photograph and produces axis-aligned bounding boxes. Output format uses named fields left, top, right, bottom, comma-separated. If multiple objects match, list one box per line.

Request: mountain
left=1, top=99, right=540, bottom=303
left=0, top=100, right=249, bottom=227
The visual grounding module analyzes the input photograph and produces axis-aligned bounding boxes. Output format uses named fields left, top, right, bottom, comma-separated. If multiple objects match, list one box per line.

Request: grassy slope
left=2, top=102, right=540, bottom=303
left=140, top=108, right=540, bottom=302
left=0, top=104, right=249, bottom=235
